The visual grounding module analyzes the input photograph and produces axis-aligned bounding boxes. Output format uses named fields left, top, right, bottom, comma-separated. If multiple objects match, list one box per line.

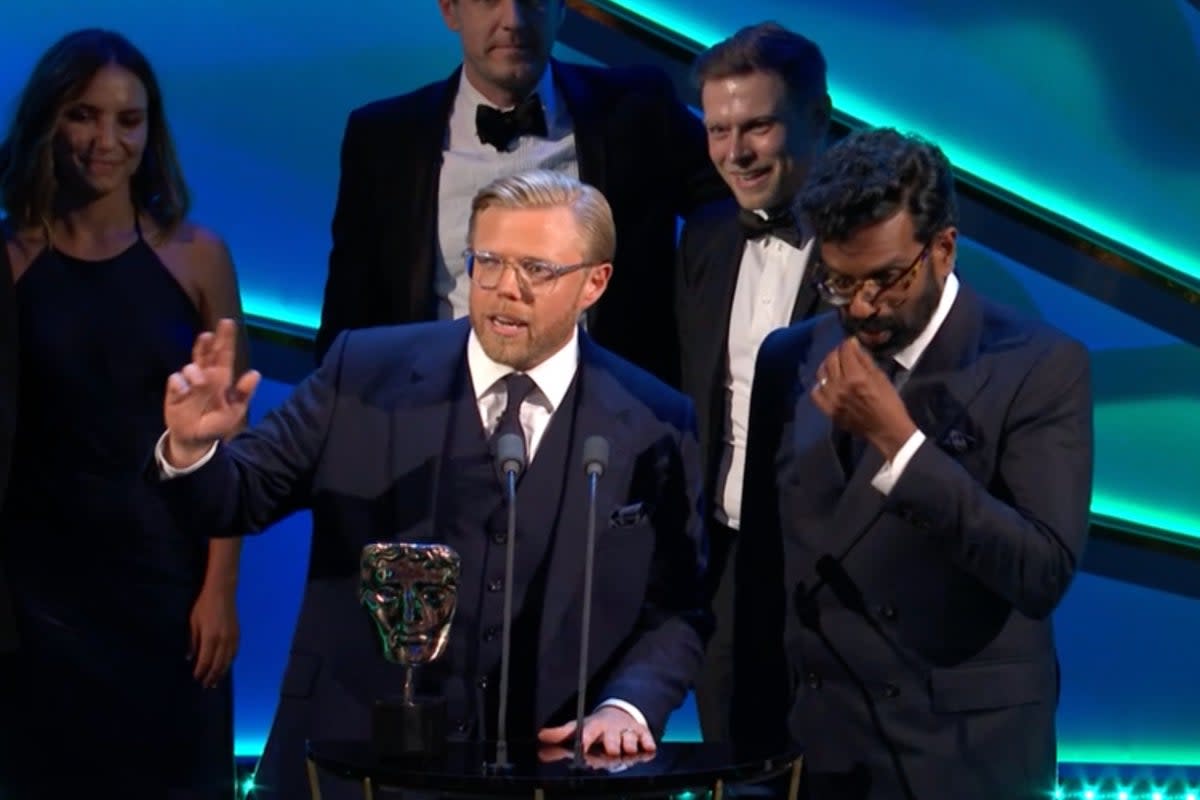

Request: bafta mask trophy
left=360, top=542, right=461, bottom=758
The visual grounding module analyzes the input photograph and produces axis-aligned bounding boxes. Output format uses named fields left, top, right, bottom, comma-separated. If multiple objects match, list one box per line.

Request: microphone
left=573, top=436, right=610, bottom=768
left=495, top=432, right=526, bottom=479
left=491, top=432, right=526, bottom=771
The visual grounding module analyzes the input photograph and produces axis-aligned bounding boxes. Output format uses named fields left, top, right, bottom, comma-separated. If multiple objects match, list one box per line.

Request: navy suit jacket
left=314, top=60, right=726, bottom=384
left=732, top=285, right=1093, bottom=800
left=165, top=320, right=708, bottom=799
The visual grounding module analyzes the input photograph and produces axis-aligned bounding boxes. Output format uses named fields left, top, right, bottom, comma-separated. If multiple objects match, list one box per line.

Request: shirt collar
left=467, top=323, right=580, bottom=410
left=892, top=271, right=960, bottom=372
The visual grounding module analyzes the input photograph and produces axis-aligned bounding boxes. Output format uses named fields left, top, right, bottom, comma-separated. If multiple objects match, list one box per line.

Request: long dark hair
left=0, top=28, right=189, bottom=234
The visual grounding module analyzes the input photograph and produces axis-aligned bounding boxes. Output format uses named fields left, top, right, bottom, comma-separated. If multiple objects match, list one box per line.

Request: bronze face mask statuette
left=360, top=542, right=462, bottom=758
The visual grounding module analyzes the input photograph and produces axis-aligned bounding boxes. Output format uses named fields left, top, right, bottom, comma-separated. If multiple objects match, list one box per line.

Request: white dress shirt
left=466, top=324, right=577, bottom=463
left=870, top=271, right=961, bottom=494
left=714, top=212, right=814, bottom=530
left=435, top=65, right=578, bottom=320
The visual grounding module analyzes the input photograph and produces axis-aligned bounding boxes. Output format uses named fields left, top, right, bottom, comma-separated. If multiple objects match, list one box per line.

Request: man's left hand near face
left=537, top=705, right=657, bottom=756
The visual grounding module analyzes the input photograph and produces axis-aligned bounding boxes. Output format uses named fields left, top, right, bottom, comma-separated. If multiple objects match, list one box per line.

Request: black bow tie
left=475, top=93, right=548, bottom=151
left=738, top=206, right=805, bottom=250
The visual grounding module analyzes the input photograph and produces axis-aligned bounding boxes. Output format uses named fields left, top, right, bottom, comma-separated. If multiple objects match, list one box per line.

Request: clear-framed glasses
left=463, top=249, right=597, bottom=291
left=813, top=243, right=930, bottom=307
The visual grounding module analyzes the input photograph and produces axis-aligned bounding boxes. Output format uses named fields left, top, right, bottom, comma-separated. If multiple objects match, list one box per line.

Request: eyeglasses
left=463, top=249, right=597, bottom=291
left=813, top=243, right=930, bottom=307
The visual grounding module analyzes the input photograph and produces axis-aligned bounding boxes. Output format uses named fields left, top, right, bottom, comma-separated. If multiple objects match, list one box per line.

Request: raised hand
left=811, top=336, right=916, bottom=460
left=164, top=318, right=261, bottom=467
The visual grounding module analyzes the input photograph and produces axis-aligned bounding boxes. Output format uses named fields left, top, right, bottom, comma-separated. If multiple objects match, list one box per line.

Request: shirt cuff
left=870, top=429, right=926, bottom=495
left=154, top=431, right=219, bottom=478
left=596, top=698, right=648, bottom=730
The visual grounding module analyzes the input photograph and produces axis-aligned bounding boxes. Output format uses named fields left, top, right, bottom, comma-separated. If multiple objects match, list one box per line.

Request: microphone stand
left=573, top=436, right=609, bottom=770
left=489, top=433, right=525, bottom=772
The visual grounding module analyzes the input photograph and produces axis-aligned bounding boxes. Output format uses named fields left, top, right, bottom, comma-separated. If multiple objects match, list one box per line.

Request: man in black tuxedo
left=158, top=170, right=708, bottom=800
left=315, top=0, right=724, bottom=385
left=675, top=22, right=831, bottom=741
left=732, top=129, right=1093, bottom=799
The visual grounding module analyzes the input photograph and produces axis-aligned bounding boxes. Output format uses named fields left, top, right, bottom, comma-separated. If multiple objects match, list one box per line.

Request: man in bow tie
left=673, top=21, right=832, bottom=742
left=155, top=170, right=709, bottom=800
left=732, top=128, right=1094, bottom=800
left=315, top=0, right=726, bottom=387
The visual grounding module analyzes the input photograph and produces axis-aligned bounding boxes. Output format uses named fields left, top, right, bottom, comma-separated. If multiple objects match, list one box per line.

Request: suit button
left=491, top=531, right=507, bottom=545
left=488, top=578, right=504, bottom=592
left=455, top=720, right=469, bottom=733
left=883, top=683, right=900, bottom=698
left=878, top=605, right=897, bottom=621
left=483, top=626, right=500, bottom=642
left=806, top=672, right=821, bottom=689
left=477, top=676, right=489, bottom=690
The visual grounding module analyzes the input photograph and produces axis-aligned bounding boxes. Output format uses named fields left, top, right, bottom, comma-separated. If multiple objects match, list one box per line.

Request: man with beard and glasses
left=315, top=0, right=725, bottom=386
left=731, top=128, right=1093, bottom=800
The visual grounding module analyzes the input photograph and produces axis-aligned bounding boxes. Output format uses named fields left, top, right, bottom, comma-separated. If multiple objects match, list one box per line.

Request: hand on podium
left=536, top=742, right=657, bottom=773
left=537, top=705, right=656, bottom=757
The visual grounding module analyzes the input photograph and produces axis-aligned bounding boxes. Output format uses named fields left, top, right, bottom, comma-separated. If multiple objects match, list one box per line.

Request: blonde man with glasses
left=733, top=128, right=1093, bottom=800
left=154, top=169, right=709, bottom=800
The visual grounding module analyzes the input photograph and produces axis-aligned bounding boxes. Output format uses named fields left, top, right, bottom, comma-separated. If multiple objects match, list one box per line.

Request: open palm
left=164, top=319, right=261, bottom=465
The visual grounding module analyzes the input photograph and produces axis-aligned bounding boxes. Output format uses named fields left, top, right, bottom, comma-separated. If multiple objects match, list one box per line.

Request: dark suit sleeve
left=673, top=218, right=694, bottom=385
left=889, top=337, right=1093, bottom=619
left=316, top=112, right=378, bottom=362
left=730, top=328, right=797, bottom=752
left=161, top=334, right=346, bottom=537
left=598, top=399, right=710, bottom=735
left=652, top=71, right=725, bottom=216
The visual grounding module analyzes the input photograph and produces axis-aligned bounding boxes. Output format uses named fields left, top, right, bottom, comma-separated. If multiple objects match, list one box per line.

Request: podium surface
left=306, top=739, right=802, bottom=799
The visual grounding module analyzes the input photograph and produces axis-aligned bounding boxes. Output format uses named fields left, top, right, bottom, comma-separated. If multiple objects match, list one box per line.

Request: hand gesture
left=538, top=705, right=656, bottom=757
left=812, top=337, right=916, bottom=460
left=164, top=319, right=261, bottom=467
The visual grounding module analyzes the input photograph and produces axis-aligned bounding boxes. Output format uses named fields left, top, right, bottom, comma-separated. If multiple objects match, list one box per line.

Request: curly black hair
left=800, top=127, right=956, bottom=243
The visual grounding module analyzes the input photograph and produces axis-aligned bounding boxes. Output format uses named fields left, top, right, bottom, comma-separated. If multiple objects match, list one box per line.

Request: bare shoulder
left=153, top=219, right=233, bottom=268
left=145, top=218, right=240, bottom=316
left=2, top=222, right=48, bottom=280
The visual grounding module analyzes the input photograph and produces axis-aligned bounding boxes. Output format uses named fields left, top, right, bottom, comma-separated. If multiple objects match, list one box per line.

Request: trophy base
left=371, top=694, right=448, bottom=759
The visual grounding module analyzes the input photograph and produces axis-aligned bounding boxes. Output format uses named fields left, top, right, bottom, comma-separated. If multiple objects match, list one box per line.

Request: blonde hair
left=468, top=169, right=616, bottom=263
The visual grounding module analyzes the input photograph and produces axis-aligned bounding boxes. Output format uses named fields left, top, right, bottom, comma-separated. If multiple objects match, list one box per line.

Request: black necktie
left=491, top=372, right=538, bottom=456
left=738, top=206, right=805, bottom=250
left=475, top=94, right=548, bottom=151
left=837, top=358, right=903, bottom=476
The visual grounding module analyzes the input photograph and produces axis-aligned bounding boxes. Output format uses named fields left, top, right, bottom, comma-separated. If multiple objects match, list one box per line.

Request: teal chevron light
left=602, top=0, right=1200, bottom=288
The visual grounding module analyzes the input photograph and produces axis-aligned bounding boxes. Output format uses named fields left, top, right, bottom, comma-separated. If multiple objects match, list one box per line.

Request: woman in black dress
left=0, top=29, right=248, bottom=797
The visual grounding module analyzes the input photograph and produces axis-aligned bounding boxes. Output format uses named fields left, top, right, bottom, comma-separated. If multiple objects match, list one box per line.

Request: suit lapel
left=554, top=61, right=607, bottom=196
left=396, top=70, right=459, bottom=321
left=821, top=285, right=991, bottom=562
left=788, top=217, right=823, bottom=324
left=900, top=285, right=992, bottom=456
left=387, top=319, right=471, bottom=541
left=538, top=333, right=636, bottom=659
left=788, top=270, right=823, bottom=324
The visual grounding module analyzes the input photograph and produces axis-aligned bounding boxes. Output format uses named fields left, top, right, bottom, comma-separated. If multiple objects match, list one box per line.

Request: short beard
left=841, top=273, right=941, bottom=358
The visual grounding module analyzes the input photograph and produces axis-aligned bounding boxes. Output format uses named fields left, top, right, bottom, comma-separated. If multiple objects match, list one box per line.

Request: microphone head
left=496, top=433, right=527, bottom=476
left=582, top=436, right=610, bottom=476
